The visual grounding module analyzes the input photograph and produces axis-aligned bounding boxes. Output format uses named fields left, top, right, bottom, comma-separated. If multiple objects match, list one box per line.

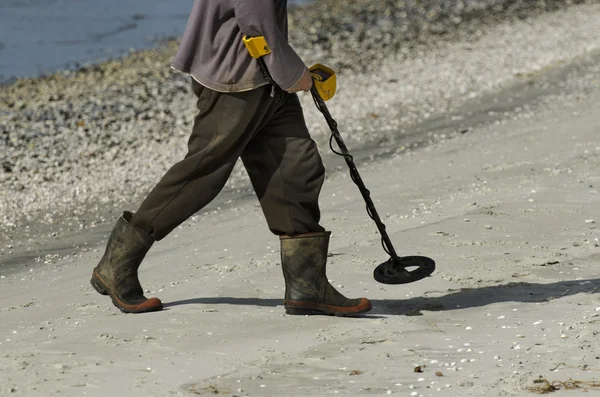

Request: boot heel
left=90, top=276, right=109, bottom=296
left=285, top=307, right=318, bottom=315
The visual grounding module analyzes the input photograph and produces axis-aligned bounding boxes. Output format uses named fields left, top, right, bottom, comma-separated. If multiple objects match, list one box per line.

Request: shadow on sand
left=163, top=278, right=600, bottom=316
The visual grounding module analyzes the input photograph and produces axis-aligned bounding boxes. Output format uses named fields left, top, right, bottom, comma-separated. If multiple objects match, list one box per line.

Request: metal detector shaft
left=309, top=86, right=399, bottom=260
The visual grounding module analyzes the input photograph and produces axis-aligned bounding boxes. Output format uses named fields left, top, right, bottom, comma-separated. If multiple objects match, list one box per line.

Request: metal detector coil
left=243, top=35, right=435, bottom=285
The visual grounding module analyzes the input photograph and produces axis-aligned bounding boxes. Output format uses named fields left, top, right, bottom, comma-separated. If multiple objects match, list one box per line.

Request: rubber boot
left=280, top=232, right=372, bottom=316
left=90, top=211, right=162, bottom=313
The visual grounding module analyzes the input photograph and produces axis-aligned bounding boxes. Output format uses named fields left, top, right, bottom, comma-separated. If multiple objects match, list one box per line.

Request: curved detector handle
left=310, top=64, right=336, bottom=101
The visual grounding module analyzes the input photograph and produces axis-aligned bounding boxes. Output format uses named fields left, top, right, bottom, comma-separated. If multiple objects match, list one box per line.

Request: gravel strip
left=1, top=0, right=599, bottom=235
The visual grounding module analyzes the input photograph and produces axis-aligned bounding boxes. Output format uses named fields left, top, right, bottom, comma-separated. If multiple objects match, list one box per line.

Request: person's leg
left=92, top=81, right=276, bottom=313
left=132, top=82, right=275, bottom=240
left=241, top=92, right=372, bottom=316
left=241, top=92, right=325, bottom=236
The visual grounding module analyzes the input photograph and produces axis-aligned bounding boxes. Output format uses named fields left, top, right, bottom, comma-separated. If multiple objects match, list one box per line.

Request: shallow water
left=0, top=0, right=310, bottom=83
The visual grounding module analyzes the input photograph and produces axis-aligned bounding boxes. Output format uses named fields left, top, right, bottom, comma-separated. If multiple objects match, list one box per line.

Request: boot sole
left=285, top=298, right=372, bottom=317
left=90, top=271, right=163, bottom=314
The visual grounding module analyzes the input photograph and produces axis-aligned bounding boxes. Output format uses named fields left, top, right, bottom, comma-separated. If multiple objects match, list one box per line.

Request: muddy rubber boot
left=90, top=211, right=162, bottom=313
left=280, top=232, right=372, bottom=316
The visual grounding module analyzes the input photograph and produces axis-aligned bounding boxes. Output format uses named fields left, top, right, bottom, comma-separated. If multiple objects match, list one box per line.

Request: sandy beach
left=1, top=1, right=600, bottom=396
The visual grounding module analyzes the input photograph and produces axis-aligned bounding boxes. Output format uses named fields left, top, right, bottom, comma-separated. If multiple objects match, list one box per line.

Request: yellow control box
left=243, top=36, right=271, bottom=59
left=310, top=64, right=336, bottom=101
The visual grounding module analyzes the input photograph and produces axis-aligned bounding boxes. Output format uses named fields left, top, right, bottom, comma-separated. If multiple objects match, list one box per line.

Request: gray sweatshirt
left=171, top=0, right=306, bottom=93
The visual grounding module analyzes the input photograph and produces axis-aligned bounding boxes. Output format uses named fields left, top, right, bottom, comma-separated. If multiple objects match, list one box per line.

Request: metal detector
left=244, top=36, right=435, bottom=284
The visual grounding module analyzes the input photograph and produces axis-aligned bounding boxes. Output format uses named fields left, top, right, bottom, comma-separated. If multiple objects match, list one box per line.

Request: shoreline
left=0, top=0, right=313, bottom=85
left=2, top=0, right=593, bottom=88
